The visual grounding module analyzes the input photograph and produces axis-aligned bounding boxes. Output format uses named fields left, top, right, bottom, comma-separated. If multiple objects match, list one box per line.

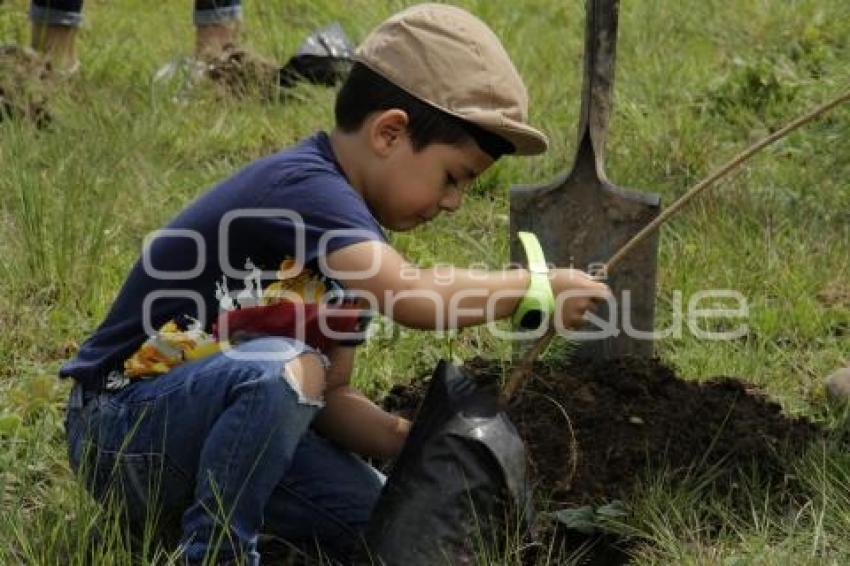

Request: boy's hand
left=549, top=269, right=611, bottom=330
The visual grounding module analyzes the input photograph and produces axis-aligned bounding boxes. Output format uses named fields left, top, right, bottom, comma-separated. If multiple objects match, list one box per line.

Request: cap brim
left=438, top=110, right=550, bottom=157
left=488, top=120, right=549, bottom=156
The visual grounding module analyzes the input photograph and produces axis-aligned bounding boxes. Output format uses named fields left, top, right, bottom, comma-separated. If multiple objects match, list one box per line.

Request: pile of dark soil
left=205, top=46, right=282, bottom=100
left=382, top=356, right=821, bottom=506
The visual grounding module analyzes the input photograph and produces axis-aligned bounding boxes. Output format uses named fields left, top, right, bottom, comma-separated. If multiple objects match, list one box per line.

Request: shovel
left=505, top=88, right=850, bottom=401
left=510, top=0, right=661, bottom=359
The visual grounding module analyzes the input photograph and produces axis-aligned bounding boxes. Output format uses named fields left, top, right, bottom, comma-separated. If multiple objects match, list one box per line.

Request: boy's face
left=363, top=111, right=495, bottom=231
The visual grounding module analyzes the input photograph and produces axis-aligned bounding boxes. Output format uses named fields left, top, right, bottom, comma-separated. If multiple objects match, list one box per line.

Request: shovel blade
left=510, top=139, right=661, bottom=359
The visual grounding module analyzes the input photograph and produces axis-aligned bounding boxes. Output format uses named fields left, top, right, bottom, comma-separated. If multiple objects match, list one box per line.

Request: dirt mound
left=205, top=45, right=282, bottom=100
left=382, top=356, right=821, bottom=506
left=0, top=45, right=53, bottom=128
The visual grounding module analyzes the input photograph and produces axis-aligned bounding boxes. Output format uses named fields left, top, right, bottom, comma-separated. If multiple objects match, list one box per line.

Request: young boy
left=62, top=3, right=609, bottom=564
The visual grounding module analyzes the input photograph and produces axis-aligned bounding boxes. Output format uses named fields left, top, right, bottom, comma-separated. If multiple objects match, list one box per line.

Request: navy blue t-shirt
left=60, top=132, right=387, bottom=390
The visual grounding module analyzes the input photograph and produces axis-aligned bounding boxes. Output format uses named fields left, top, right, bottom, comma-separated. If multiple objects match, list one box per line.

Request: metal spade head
left=510, top=0, right=661, bottom=359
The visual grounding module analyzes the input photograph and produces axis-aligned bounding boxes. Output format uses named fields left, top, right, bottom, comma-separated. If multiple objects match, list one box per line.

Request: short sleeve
left=255, top=172, right=387, bottom=269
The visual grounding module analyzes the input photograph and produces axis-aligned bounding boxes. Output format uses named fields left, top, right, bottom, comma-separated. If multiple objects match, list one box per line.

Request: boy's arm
left=312, top=344, right=411, bottom=459
left=325, top=240, right=608, bottom=330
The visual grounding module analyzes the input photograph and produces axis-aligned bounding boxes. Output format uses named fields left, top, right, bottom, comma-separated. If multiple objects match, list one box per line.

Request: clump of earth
left=0, top=45, right=53, bottom=128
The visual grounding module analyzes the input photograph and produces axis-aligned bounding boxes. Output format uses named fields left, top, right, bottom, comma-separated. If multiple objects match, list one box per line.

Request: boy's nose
left=439, top=188, right=463, bottom=212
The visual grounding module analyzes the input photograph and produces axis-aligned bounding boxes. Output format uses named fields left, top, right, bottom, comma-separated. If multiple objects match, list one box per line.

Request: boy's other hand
left=550, top=269, right=611, bottom=330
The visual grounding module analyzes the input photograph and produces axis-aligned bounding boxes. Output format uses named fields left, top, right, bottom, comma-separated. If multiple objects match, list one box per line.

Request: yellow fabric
left=261, top=258, right=327, bottom=305
left=124, top=320, right=215, bottom=378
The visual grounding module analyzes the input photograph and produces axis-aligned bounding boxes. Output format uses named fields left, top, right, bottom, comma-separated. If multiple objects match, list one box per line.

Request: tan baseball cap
left=355, top=3, right=549, bottom=156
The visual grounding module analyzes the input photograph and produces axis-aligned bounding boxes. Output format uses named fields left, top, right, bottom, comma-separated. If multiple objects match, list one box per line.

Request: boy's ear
left=369, top=109, right=409, bottom=156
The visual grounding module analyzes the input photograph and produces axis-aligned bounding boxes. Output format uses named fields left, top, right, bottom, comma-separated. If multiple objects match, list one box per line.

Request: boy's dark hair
left=334, top=63, right=514, bottom=159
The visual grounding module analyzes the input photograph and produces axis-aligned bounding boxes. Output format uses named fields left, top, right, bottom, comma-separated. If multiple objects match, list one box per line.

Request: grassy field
left=1, top=0, right=849, bottom=563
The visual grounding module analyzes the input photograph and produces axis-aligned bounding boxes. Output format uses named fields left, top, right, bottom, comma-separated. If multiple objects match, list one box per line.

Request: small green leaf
left=596, top=500, right=628, bottom=520
left=551, top=501, right=628, bottom=535
left=552, top=506, right=597, bottom=534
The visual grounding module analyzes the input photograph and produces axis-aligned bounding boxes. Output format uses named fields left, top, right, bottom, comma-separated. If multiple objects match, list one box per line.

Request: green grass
left=1, top=0, right=849, bottom=563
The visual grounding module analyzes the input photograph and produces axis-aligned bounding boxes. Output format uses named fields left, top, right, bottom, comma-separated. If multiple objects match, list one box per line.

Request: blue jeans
left=30, top=1, right=242, bottom=28
left=65, top=337, right=384, bottom=564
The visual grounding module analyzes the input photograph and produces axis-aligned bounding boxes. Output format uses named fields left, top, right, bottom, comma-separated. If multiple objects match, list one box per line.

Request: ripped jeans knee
left=225, top=336, right=330, bottom=407
left=282, top=352, right=329, bottom=408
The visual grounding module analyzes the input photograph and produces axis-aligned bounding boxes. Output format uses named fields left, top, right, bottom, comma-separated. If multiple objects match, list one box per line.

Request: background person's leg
left=193, top=0, right=242, bottom=58
left=262, top=430, right=385, bottom=562
left=29, top=0, right=83, bottom=71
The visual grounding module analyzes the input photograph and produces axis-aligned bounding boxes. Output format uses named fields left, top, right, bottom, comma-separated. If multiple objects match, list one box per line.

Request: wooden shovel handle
left=503, top=87, right=850, bottom=402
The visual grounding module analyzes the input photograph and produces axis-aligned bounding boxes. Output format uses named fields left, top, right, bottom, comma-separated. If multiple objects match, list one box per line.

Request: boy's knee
left=283, top=352, right=327, bottom=404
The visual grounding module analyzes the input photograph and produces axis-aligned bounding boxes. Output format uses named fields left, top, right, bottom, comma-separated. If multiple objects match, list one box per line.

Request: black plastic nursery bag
left=364, top=360, right=531, bottom=565
left=279, top=22, right=355, bottom=88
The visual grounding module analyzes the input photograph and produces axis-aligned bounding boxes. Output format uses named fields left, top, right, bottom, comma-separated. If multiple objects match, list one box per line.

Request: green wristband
left=512, top=231, right=555, bottom=329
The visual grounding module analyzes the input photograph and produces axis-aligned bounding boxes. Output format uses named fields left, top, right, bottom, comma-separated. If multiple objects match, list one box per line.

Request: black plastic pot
left=363, top=360, right=531, bottom=565
left=279, top=22, right=355, bottom=88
